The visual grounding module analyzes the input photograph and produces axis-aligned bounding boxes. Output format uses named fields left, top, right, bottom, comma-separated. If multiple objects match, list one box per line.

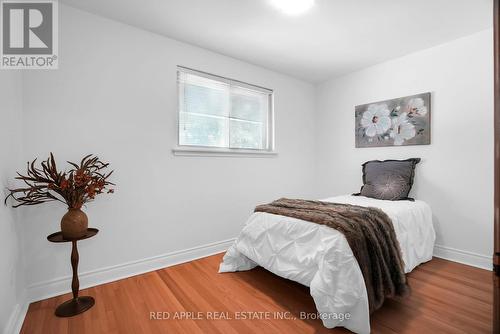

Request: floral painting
left=355, top=92, right=431, bottom=148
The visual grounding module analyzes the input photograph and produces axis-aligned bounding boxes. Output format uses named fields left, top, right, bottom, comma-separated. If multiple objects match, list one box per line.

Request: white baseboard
left=3, top=291, right=28, bottom=334
left=433, top=244, right=492, bottom=271
left=14, top=239, right=490, bottom=334
left=26, top=238, right=235, bottom=304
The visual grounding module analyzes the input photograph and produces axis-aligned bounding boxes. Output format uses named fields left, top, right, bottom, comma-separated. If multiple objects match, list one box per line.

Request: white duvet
left=219, top=195, right=435, bottom=333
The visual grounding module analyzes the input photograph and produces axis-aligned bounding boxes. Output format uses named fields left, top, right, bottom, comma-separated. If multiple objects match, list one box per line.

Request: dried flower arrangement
left=5, top=153, right=114, bottom=238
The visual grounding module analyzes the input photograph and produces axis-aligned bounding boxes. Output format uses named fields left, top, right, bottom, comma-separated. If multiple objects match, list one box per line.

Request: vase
left=61, top=208, right=88, bottom=239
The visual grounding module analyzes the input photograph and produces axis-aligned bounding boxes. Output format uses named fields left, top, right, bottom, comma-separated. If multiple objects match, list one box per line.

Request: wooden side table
left=47, top=228, right=99, bottom=317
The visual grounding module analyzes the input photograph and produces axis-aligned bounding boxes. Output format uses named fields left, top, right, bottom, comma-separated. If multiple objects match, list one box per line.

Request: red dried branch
left=4, top=153, right=115, bottom=209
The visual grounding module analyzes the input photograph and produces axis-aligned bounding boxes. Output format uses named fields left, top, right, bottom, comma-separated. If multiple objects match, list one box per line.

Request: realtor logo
left=1, top=0, right=58, bottom=69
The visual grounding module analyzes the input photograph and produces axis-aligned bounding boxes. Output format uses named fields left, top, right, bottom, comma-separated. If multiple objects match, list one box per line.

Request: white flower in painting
left=407, top=98, right=427, bottom=117
left=360, top=104, right=391, bottom=137
left=390, top=113, right=416, bottom=145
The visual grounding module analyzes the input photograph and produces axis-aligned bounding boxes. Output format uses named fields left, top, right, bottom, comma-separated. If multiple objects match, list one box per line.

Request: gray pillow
left=356, top=158, right=420, bottom=201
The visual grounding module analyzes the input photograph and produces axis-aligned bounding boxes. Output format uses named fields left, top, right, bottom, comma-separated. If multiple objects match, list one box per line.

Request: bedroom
left=0, top=0, right=497, bottom=333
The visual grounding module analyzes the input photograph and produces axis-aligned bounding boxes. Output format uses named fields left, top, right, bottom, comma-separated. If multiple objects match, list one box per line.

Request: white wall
left=20, top=5, right=316, bottom=299
left=316, top=30, right=493, bottom=268
left=9, top=3, right=494, bottom=311
left=0, top=72, right=26, bottom=333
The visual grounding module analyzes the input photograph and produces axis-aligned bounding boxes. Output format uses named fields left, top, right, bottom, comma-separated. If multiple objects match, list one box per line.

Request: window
left=175, top=66, right=275, bottom=156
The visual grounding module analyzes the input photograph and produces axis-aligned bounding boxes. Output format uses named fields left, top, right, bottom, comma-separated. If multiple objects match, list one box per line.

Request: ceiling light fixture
left=269, top=0, right=315, bottom=16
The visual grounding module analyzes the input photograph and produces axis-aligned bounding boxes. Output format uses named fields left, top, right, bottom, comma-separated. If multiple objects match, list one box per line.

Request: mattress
left=219, top=195, right=436, bottom=334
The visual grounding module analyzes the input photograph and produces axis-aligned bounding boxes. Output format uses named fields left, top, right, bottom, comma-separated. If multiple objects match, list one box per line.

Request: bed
left=219, top=194, right=435, bottom=333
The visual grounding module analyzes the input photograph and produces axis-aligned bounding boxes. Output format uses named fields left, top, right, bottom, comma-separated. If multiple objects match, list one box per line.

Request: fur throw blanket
left=255, top=198, right=410, bottom=312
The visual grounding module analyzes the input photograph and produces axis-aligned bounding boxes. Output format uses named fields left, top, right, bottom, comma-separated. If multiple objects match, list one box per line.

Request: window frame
left=173, top=66, right=276, bottom=157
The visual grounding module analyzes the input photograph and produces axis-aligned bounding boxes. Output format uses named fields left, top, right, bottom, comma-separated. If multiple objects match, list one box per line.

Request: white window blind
left=177, top=66, right=274, bottom=153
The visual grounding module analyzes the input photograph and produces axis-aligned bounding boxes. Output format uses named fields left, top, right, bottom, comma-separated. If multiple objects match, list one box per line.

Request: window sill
left=172, top=146, right=278, bottom=158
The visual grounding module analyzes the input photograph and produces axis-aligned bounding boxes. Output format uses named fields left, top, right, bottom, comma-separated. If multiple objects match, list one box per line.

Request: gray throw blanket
left=254, top=198, right=410, bottom=313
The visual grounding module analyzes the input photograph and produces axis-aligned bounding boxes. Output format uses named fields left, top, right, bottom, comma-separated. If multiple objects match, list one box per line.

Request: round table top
left=47, top=228, right=99, bottom=243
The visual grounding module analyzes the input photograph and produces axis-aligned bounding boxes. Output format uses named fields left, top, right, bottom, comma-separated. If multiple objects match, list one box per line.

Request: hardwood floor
left=21, top=254, right=493, bottom=334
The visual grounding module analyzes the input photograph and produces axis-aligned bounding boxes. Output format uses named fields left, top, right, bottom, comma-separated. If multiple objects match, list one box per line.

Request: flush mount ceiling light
left=269, top=0, right=315, bottom=15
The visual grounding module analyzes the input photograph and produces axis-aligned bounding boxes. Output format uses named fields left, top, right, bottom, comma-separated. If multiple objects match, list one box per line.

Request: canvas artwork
left=355, top=92, right=431, bottom=148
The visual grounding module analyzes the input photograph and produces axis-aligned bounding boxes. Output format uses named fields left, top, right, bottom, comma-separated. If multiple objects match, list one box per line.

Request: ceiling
left=61, top=0, right=492, bottom=83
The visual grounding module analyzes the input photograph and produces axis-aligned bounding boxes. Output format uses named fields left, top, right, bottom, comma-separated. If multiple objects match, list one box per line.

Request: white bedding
left=219, top=195, right=435, bottom=333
